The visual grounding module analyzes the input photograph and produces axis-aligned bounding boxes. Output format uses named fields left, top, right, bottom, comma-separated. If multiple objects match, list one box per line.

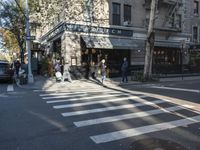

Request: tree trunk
left=144, top=0, right=157, bottom=80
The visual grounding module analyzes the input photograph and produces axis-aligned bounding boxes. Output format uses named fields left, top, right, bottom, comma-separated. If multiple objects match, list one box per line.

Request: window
left=193, top=26, right=198, bottom=42
left=194, top=1, right=199, bottom=15
left=171, top=14, right=175, bottom=28
left=124, top=5, right=131, bottom=25
left=112, top=3, right=121, bottom=25
left=84, top=0, right=93, bottom=22
left=176, top=15, right=182, bottom=29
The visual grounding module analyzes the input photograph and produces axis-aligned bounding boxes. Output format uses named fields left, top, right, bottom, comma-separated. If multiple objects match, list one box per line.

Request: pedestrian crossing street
left=36, top=87, right=200, bottom=144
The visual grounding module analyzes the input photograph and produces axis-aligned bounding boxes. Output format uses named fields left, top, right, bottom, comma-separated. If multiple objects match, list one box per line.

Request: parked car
left=0, top=60, right=14, bottom=82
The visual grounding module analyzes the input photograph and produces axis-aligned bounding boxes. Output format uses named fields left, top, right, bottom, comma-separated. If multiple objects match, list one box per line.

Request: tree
left=143, top=0, right=158, bottom=80
left=0, top=28, right=20, bottom=54
left=0, top=1, right=26, bottom=62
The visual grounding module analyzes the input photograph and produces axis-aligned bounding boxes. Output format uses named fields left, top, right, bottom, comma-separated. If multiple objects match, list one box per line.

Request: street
left=0, top=79, right=200, bottom=150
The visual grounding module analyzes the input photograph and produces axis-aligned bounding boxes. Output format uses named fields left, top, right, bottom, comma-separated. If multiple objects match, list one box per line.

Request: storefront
left=81, top=36, right=144, bottom=77
left=40, top=22, right=145, bottom=78
left=153, top=40, right=183, bottom=74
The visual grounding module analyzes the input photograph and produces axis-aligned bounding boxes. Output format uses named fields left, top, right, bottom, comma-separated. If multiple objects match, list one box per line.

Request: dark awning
left=81, top=36, right=145, bottom=50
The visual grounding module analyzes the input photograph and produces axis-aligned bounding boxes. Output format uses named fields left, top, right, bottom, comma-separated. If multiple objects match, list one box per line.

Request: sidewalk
left=16, top=75, right=200, bottom=91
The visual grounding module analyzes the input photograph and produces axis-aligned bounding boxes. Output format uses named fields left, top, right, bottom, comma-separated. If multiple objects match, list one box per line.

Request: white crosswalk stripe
left=39, top=89, right=115, bottom=96
left=38, top=88, right=200, bottom=145
left=46, top=92, right=131, bottom=103
left=43, top=93, right=88, bottom=100
left=53, top=95, right=147, bottom=109
left=90, top=115, right=200, bottom=144
left=62, top=100, right=165, bottom=117
left=74, top=105, right=189, bottom=127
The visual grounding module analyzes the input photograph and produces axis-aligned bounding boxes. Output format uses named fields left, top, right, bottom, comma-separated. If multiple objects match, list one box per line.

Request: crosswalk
left=37, top=87, right=200, bottom=144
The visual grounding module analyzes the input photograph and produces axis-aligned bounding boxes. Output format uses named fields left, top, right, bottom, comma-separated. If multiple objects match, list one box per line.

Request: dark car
left=0, top=60, right=14, bottom=82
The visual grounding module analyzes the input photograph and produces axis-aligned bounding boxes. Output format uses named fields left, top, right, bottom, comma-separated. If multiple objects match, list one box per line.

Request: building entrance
left=81, top=49, right=130, bottom=77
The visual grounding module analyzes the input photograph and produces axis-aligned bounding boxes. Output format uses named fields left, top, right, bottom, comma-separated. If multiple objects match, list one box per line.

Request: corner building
left=35, top=0, right=192, bottom=78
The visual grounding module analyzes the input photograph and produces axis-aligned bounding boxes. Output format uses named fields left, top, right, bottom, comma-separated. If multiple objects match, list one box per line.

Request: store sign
left=46, top=24, right=65, bottom=41
left=41, top=22, right=133, bottom=41
left=65, top=23, right=133, bottom=37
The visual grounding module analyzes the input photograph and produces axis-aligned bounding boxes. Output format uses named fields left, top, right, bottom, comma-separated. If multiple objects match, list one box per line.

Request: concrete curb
left=15, top=75, right=200, bottom=91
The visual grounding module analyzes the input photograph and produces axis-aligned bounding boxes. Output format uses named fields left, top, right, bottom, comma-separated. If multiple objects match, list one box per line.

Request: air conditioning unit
left=123, top=21, right=130, bottom=26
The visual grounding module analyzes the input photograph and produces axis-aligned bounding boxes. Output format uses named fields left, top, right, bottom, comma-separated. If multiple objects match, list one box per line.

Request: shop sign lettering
left=42, top=23, right=133, bottom=41
left=65, top=23, right=132, bottom=37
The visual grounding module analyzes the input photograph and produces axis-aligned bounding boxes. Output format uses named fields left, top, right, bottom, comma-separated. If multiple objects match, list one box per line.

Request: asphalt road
left=0, top=79, right=200, bottom=150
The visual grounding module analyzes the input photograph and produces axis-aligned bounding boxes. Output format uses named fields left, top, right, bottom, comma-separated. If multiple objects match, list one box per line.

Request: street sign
left=26, top=36, right=36, bottom=40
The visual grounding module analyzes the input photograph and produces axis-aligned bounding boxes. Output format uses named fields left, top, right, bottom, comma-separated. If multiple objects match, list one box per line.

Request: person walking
left=14, top=59, right=21, bottom=77
left=62, top=61, right=72, bottom=82
left=121, top=57, right=128, bottom=83
left=54, top=58, right=61, bottom=73
left=100, top=59, right=106, bottom=84
left=90, top=61, right=97, bottom=79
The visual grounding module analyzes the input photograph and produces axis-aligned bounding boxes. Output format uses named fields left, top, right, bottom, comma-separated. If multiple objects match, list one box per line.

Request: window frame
left=192, top=26, right=199, bottom=42
left=123, top=4, right=132, bottom=24
left=112, top=2, right=121, bottom=25
left=194, top=1, right=199, bottom=15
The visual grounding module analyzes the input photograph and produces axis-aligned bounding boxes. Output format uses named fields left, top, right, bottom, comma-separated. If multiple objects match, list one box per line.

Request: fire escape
left=144, top=0, right=183, bottom=32
left=161, top=0, right=183, bottom=31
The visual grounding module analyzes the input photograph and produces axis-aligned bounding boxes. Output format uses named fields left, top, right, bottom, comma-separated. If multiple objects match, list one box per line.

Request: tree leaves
left=0, top=1, right=25, bottom=56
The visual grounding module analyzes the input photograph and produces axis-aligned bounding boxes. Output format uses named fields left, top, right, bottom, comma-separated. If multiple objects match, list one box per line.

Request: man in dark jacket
left=121, top=57, right=128, bottom=83
left=14, top=59, right=21, bottom=77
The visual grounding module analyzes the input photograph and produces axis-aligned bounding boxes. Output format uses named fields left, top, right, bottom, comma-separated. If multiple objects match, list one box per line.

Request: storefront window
left=153, top=47, right=182, bottom=73
left=189, top=51, right=200, bottom=68
left=81, top=49, right=130, bottom=77
left=153, top=48, right=180, bottom=68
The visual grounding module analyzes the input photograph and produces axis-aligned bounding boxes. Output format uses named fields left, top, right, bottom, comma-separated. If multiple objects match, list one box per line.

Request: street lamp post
left=180, top=40, right=185, bottom=80
left=26, top=0, right=34, bottom=83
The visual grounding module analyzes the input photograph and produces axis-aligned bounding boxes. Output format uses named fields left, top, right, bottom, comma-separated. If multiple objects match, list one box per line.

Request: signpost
left=180, top=40, right=186, bottom=80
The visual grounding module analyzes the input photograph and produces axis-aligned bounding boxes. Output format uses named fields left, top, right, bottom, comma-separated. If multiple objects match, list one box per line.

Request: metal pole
left=181, top=42, right=184, bottom=80
left=26, top=0, right=34, bottom=83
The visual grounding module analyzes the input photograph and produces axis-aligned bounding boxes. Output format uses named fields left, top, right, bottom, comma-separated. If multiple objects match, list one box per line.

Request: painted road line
left=40, top=89, right=115, bottom=97
left=43, top=93, right=88, bottom=100
left=150, top=86, right=200, bottom=93
left=62, top=100, right=165, bottom=117
left=7, top=85, right=14, bottom=92
left=40, top=92, right=88, bottom=97
left=43, top=91, right=124, bottom=100
left=53, top=95, right=147, bottom=109
left=74, top=105, right=188, bottom=127
left=47, top=93, right=130, bottom=103
left=90, top=115, right=200, bottom=144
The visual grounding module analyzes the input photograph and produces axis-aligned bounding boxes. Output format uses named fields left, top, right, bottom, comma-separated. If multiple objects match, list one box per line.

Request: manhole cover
left=129, top=138, right=189, bottom=150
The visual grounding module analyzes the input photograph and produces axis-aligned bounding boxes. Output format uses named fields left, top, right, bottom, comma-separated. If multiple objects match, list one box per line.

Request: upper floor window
left=112, top=3, right=121, bottom=25
left=84, top=0, right=93, bottom=22
left=124, top=5, right=131, bottom=25
left=194, top=1, right=199, bottom=15
left=193, top=26, right=199, bottom=42
left=176, top=14, right=182, bottom=29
